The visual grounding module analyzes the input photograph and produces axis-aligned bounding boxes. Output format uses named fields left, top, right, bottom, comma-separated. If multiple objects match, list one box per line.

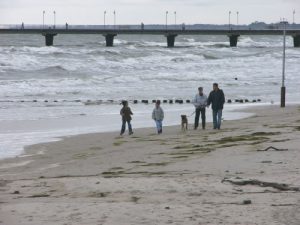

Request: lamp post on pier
left=53, top=11, right=56, bottom=29
left=236, top=11, right=239, bottom=25
left=174, top=11, right=177, bottom=29
left=166, top=11, right=168, bottom=30
left=113, top=10, right=116, bottom=29
left=228, top=11, right=231, bottom=30
left=280, top=19, right=288, bottom=108
left=43, top=10, right=45, bottom=29
left=293, top=10, right=295, bottom=24
left=104, top=11, right=107, bottom=29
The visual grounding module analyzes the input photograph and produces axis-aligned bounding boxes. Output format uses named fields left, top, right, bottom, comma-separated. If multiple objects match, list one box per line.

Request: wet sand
left=0, top=105, right=300, bottom=225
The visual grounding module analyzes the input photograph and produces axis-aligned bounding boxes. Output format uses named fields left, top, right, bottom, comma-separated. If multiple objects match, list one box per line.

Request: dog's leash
left=188, top=111, right=195, bottom=117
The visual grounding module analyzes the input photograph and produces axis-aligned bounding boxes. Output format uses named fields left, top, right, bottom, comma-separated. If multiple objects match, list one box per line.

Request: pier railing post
left=104, top=34, right=117, bottom=47
left=42, top=33, right=57, bottom=46
left=228, top=34, right=240, bottom=47
left=165, top=34, right=177, bottom=47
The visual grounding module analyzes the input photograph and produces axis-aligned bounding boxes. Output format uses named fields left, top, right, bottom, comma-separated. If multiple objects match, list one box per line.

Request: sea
left=0, top=33, right=299, bottom=159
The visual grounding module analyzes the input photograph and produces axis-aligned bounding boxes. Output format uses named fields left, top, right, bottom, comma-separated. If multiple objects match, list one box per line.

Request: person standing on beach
left=207, top=83, right=225, bottom=130
left=120, top=101, right=134, bottom=135
left=152, top=100, right=164, bottom=134
left=192, top=87, right=208, bottom=130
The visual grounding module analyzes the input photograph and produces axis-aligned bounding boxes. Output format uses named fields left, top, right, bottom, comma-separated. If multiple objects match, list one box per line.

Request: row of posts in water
left=1, top=98, right=262, bottom=104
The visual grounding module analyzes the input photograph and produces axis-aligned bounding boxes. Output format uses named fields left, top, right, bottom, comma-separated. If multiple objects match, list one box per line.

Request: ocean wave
left=37, top=65, right=69, bottom=73
left=182, top=38, right=196, bottom=42
left=171, top=57, right=196, bottom=62
left=209, top=43, right=229, bottom=48
left=202, top=53, right=220, bottom=60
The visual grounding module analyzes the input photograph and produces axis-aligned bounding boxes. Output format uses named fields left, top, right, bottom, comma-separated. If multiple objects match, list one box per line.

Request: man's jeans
left=194, top=107, right=206, bottom=129
left=212, top=109, right=222, bottom=129
left=121, top=120, right=133, bottom=134
left=155, top=120, right=163, bottom=133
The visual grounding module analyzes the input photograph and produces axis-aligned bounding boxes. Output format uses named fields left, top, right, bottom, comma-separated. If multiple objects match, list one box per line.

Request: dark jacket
left=120, top=106, right=133, bottom=121
left=207, top=89, right=225, bottom=111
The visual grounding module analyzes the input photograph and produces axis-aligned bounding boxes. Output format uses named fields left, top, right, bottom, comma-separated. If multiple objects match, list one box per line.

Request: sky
left=0, top=0, right=299, bottom=25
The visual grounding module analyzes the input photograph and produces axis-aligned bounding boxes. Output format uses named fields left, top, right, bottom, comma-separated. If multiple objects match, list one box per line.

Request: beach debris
left=222, top=178, right=300, bottom=192
left=243, top=200, right=252, bottom=205
left=165, top=206, right=170, bottom=210
left=131, top=196, right=140, bottom=203
left=257, top=146, right=288, bottom=152
left=88, top=192, right=109, bottom=198
left=271, top=203, right=298, bottom=207
left=261, top=160, right=272, bottom=163
left=12, top=191, right=20, bottom=194
left=27, top=193, right=50, bottom=198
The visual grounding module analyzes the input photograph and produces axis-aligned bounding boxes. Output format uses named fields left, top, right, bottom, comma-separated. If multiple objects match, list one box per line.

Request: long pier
left=1, top=28, right=300, bottom=47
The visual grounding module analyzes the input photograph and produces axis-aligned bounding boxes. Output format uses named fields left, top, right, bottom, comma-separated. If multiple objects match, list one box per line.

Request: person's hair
left=156, top=100, right=161, bottom=105
left=213, top=83, right=218, bottom=87
left=122, top=100, right=128, bottom=106
left=198, top=87, right=203, bottom=91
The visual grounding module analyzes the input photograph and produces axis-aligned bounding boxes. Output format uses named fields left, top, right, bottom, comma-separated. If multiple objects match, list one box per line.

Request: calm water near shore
left=0, top=34, right=299, bottom=158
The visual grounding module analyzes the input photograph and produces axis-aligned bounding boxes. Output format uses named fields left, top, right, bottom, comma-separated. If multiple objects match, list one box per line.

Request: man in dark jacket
left=207, top=83, right=225, bottom=129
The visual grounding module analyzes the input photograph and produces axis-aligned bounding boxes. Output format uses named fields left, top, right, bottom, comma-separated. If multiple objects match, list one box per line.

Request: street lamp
left=53, top=11, right=56, bottom=29
left=104, top=11, right=106, bottom=29
left=43, top=10, right=45, bottom=29
left=166, top=11, right=168, bottom=30
left=113, top=10, right=116, bottom=29
left=174, top=11, right=177, bottom=28
left=293, top=10, right=295, bottom=24
left=236, top=11, right=239, bottom=25
left=280, top=19, right=288, bottom=108
left=228, top=11, right=231, bottom=30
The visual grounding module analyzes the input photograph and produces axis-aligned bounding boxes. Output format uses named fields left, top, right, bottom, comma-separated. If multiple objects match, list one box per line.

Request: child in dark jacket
left=120, top=101, right=133, bottom=135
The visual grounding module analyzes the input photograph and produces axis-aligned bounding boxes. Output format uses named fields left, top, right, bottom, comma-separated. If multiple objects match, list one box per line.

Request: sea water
left=0, top=34, right=299, bottom=158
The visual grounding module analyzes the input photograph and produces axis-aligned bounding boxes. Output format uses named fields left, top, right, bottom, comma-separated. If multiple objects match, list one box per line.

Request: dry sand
left=0, top=105, right=300, bottom=225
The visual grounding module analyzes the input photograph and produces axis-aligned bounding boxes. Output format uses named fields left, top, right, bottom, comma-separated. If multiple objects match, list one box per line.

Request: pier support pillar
left=293, top=35, right=300, bottom=47
left=42, top=33, right=57, bottom=46
left=104, top=34, right=117, bottom=47
left=228, top=34, right=240, bottom=47
left=165, top=34, right=177, bottom=47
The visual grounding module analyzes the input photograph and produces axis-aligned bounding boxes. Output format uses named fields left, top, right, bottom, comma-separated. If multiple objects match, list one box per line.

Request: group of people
left=120, top=83, right=225, bottom=135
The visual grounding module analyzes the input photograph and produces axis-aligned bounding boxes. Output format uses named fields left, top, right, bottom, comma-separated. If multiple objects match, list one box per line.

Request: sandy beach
left=0, top=105, right=300, bottom=225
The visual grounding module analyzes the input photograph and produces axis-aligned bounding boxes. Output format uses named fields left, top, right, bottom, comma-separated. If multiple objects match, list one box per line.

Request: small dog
left=181, top=115, right=188, bottom=131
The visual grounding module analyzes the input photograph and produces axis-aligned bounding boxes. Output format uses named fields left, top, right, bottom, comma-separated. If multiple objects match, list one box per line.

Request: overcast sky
left=0, top=0, right=299, bottom=25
